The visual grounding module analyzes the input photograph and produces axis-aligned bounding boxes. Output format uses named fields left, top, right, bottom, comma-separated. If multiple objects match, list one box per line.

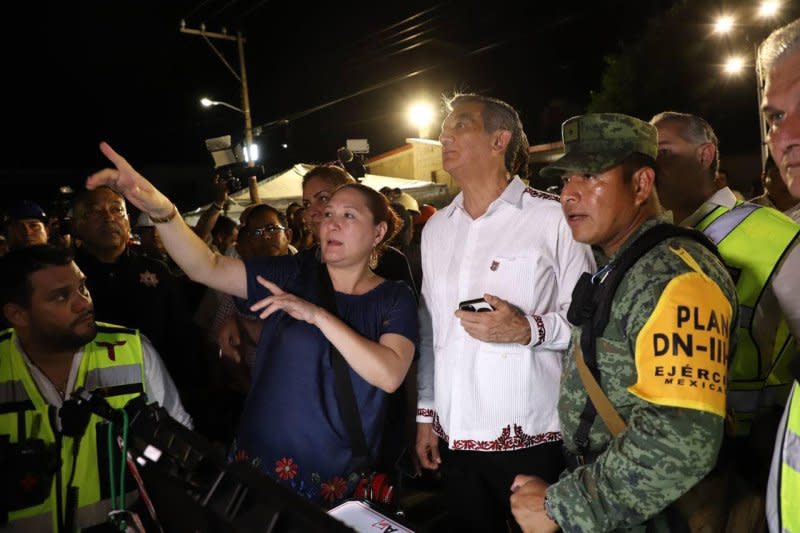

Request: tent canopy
left=183, top=164, right=448, bottom=225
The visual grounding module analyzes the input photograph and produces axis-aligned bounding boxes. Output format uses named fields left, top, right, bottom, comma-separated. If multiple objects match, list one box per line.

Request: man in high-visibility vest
left=759, top=17, right=800, bottom=532
left=651, top=112, right=800, bottom=436
left=651, top=109, right=800, bottom=528
left=0, top=244, right=191, bottom=531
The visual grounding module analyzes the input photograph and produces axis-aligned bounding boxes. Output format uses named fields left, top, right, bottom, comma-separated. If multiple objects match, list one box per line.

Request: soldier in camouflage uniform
left=510, top=113, right=738, bottom=532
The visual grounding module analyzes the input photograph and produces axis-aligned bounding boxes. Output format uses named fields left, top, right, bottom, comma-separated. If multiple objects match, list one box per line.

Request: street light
left=407, top=101, right=436, bottom=139
left=200, top=96, right=244, bottom=114
left=713, top=14, right=735, bottom=34
left=757, top=1, right=781, bottom=18
left=200, top=96, right=259, bottom=162
left=723, top=55, right=747, bottom=75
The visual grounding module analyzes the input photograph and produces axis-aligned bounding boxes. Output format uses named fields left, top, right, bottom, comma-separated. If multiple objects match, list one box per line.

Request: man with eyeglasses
left=71, top=187, right=206, bottom=417
left=237, top=204, right=293, bottom=259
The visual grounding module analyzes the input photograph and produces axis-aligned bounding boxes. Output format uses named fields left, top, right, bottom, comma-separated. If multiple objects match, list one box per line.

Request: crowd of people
left=1, top=16, right=799, bottom=533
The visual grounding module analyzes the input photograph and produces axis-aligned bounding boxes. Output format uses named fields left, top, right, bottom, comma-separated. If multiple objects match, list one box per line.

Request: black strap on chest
left=566, top=224, right=719, bottom=457
left=317, top=262, right=371, bottom=473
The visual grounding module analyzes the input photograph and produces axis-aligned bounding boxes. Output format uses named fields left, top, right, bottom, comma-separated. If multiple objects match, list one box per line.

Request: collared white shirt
left=416, top=177, right=594, bottom=450
left=17, top=334, right=193, bottom=429
left=681, top=187, right=800, bottom=340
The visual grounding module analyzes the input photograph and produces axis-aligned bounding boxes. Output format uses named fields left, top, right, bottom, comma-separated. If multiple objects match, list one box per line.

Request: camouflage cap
left=540, top=113, right=658, bottom=179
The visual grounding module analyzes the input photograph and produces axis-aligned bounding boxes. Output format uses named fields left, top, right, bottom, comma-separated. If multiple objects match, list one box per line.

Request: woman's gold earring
left=369, top=247, right=378, bottom=270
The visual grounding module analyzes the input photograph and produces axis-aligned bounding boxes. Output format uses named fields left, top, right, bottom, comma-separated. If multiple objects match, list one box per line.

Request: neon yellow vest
left=695, top=202, right=800, bottom=436
left=0, top=323, right=146, bottom=531
left=768, top=381, right=800, bottom=532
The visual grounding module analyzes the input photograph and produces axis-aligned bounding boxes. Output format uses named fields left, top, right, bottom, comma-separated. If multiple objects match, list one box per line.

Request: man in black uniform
left=71, top=187, right=207, bottom=421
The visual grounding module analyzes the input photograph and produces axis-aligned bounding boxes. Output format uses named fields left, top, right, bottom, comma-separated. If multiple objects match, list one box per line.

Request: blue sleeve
left=381, top=281, right=419, bottom=346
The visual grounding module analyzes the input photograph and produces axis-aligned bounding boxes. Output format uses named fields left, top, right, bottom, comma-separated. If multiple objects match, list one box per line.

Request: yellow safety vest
left=0, top=323, right=146, bottom=531
left=695, top=202, right=800, bottom=436
left=768, top=381, right=800, bottom=532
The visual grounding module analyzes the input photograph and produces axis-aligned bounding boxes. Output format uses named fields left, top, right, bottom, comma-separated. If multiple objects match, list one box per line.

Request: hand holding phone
left=458, top=297, right=494, bottom=312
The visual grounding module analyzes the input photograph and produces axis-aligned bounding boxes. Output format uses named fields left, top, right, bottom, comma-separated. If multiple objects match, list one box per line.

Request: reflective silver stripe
left=3, top=510, right=52, bottom=530
left=702, top=202, right=760, bottom=244
left=84, top=365, right=142, bottom=390
left=0, top=380, right=30, bottom=404
left=75, top=491, right=137, bottom=528
left=786, top=429, right=800, bottom=473
left=728, top=385, right=791, bottom=413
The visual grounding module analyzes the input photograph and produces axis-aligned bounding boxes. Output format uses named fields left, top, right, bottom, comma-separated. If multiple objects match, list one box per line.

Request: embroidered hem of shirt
left=523, top=187, right=559, bottom=202
left=417, top=408, right=435, bottom=418
left=433, top=413, right=562, bottom=451
left=532, top=314, right=545, bottom=346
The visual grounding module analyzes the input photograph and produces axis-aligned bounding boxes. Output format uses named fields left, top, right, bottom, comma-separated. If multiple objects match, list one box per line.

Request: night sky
left=4, top=0, right=794, bottom=211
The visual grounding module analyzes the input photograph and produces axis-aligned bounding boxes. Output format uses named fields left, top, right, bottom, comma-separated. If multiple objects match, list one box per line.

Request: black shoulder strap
left=571, top=224, right=718, bottom=455
left=317, top=261, right=371, bottom=471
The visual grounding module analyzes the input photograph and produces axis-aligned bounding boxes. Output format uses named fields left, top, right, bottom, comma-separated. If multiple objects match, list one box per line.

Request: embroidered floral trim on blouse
left=432, top=413, right=562, bottom=451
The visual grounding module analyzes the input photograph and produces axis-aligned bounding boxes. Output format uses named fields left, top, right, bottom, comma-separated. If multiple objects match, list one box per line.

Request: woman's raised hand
left=251, top=276, right=322, bottom=324
left=86, top=142, right=173, bottom=218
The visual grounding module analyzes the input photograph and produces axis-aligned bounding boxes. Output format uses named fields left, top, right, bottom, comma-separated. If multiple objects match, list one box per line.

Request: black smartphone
left=458, top=297, right=494, bottom=312
left=394, top=446, right=420, bottom=479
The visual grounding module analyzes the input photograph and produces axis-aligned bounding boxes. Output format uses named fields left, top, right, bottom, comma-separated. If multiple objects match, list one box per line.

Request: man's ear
left=492, top=130, right=512, bottom=153
left=632, top=166, right=656, bottom=207
left=3, top=302, right=30, bottom=329
left=697, top=143, right=716, bottom=170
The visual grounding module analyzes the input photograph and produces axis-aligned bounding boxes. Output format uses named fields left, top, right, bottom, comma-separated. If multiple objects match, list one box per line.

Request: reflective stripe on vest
left=695, top=202, right=800, bottom=435
left=702, top=202, right=760, bottom=243
left=85, top=364, right=144, bottom=391
left=0, top=324, right=146, bottom=531
left=780, top=383, right=800, bottom=532
left=0, top=380, right=30, bottom=404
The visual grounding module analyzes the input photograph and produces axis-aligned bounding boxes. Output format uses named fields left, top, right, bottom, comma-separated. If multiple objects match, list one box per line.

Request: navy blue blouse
left=232, top=250, right=418, bottom=506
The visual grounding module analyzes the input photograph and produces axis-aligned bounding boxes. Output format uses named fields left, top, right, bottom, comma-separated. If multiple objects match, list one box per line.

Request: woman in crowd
left=285, top=201, right=315, bottom=251
left=87, top=142, right=418, bottom=507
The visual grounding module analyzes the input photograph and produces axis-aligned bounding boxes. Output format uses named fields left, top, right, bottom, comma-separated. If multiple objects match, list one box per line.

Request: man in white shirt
left=415, top=93, right=594, bottom=531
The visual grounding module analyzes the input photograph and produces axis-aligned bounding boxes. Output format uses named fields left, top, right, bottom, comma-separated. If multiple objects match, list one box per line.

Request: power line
left=319, top=4, right=447, bottom=67
left=238, top=0, right=272, bottom=20
left=206, top=0, right=246, bottom=21
left=255, top=35, right=505, bottom=130
left=340, top=19, right=445, bottom=70
left=183, top=0, right=222, bottom=21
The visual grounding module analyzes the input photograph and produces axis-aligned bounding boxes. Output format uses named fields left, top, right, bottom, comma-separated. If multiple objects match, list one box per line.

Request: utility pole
left=180, top=22, right=261, bottom=203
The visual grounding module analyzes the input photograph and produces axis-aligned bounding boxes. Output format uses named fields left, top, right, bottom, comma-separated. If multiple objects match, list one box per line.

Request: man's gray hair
left=757, top=18, right=800, bottom=81
left=650, top=111, right=720, bottom=175
left=444, top=93, right=530, bottom=178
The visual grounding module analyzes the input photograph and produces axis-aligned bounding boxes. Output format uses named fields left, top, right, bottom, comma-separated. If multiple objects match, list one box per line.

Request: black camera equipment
left=206, top=134, right=267, bottom=193
left=66, top=388, right=354, bottom=532
left=0, top=435, right=60, bottom=525
left=336, top=147, right=367, bottom=180
left=216, top=163, right=267, bottom=193
left=49, top=185, right=75, bottom=235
